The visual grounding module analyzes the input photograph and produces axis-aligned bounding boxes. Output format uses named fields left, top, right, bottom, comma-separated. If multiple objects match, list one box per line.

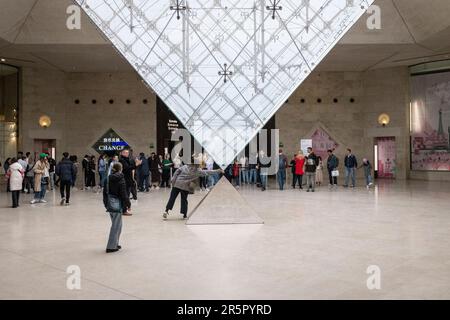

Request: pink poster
left=410, top=72, right=450, bottom=171
left=310, top=127, right=339, bottom=160
left=378, top=137, right=396, bottom=178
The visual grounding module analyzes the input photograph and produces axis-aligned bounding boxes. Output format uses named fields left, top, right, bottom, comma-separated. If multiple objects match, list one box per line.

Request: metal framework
left=75, top=0, right=374, bottom=167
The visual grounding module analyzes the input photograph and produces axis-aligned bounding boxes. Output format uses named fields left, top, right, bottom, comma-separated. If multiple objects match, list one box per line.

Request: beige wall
left=19, top=67, right=157, bottom=159
left=276, top=67, right=411, bottom=180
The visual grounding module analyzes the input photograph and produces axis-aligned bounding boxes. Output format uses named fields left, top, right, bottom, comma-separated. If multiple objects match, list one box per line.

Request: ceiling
left=1, top=0, right=450, bottom=73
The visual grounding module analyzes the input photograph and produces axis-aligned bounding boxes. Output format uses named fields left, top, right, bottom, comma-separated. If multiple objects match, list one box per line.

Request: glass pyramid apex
left=75, top=0, right=374, bottom=167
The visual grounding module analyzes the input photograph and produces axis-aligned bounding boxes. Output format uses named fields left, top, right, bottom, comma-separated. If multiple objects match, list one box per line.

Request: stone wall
left=19, top=67, right=157, bottom=159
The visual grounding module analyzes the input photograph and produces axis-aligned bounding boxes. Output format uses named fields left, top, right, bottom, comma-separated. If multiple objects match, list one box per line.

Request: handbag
left=332, top=169, right=339, bottom=177
left=106, top=175, right=122, bottom=213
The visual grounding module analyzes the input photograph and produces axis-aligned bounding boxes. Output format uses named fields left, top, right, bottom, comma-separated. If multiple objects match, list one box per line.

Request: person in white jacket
left=6, top=158, right=24, bottom=208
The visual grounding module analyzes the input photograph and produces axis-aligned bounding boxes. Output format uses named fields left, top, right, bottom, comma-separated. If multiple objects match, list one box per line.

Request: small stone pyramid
left=186, top=177, right=264, bottom=225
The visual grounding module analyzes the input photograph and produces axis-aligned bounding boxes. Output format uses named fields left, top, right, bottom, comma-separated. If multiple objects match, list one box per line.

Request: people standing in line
left=137, top=152, right=150, bottom=192
left=161, top=153, right=173, bottom=188
left=305, top=147, right=319, bottom=192
left=248, top=152, right=258, bottom=185
left=360, top=158, right=374, bottom=189
left=119, top=149, right=141, bottom=211
left=293, top=151, right=305, bottom=189
left=6, top=158, right=24, bottom=208
left=82, top=155, right=89, bottom=190
left=31, top=153, right=50, bottom=204
left=257, top=150, right=270, bottom=191
left=48, top=157, right=56, bottom=190
left=239, top=155, right=248, bottom=185
left=232, top=159, right=240, bottom=188
left=98, top=154, right=107, bottom=190
left=149, top=152, right=161, bottom=189
left=316, top=156, right=324, bottom=187
left=69, top=155, right=78, bottom=189
left=163, top=158, right=222, bottom=220
left=103, top=162, right=130, bottom=253
left=343, top=148, right=358, bottom=188
left=277, top=149, right=288, bottom=190
left=55, top=152, right=76, bottom=206
left=327, top=149, right=339, bottom=188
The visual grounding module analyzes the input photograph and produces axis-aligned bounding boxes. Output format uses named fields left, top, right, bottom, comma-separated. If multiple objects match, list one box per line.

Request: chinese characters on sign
left=92, top=129, right=130, bottom=154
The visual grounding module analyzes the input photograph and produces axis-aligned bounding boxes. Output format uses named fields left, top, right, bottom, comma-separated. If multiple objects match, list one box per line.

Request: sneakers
left=39, top=199, right=47, bottom=203
left=30, top=199, right=39, bottom=204
left=163, top=211, right=168, bottom=219
left=182, top=214, right=187, bottom=219
left=60, top=198, right=65, bottom=206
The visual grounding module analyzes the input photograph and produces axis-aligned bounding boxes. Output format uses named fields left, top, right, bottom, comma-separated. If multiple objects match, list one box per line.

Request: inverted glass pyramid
left=75, top=0, right=374, bottom=167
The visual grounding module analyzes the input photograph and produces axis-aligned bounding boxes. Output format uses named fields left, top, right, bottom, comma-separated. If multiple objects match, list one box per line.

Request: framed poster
left=410, top=72, right=450, bottom=171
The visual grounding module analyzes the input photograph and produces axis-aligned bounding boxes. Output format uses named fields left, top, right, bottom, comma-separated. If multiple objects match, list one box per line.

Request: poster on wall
left=377, top=137, right=396, bottom=178
left=410, top=72, right=450, bottom=171
left=309, top=127, right=340, bottom=160
left=92, top=128, right=129, bottom=155
left=300, top=139, right=312, bottom=155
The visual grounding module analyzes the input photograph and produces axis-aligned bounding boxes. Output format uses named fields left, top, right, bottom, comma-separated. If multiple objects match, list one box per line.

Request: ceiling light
left=0, top=58, right=5, bottom=62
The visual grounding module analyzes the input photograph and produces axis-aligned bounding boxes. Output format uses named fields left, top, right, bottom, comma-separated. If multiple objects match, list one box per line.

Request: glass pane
left=77, top=0, right=374, bottom=167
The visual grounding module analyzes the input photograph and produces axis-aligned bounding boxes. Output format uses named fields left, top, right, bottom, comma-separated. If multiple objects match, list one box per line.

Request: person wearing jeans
left=239, top=156, right=248, bottom=185
left=30, top=154, right=49, bottom=204
left=277, top=149, right=288, bottom=190
left=343, top=148, right=358, bottom=188
left=56, top=152, right=76, bottom=206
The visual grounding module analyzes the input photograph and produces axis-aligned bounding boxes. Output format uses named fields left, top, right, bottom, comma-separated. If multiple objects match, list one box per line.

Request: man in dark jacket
left=55, top=152, right=76, bottom=206
left=137, top=152, right=150, bottom=192
left=344, top=148, right=358, bottom=188
left=81, top=155, right=89, bottom=189
left=305, top=147, right=319, bottom=192
left=326, top=149, right=339, bottom=187
left=103, top=162, right=130, bottom=253
left=119, top=149, right=141, bottom=210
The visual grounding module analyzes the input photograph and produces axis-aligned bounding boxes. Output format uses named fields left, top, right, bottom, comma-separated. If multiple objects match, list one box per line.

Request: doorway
left=374, top=137, right=396, bottom=179
left=34, top=139, right=56, bottom=160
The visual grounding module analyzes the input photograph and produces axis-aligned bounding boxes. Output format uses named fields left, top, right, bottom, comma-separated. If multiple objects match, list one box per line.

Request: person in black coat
left=119, top=149, right=141, bottom=206
left=103, top=162, right=131, bottom=253
left=55, top=152, right=76, bottom=205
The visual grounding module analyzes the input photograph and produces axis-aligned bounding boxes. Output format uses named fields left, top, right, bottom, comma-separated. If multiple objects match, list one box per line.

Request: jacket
left=305, top=153, right=319, bottom=173
left=56, top=158, right=76, bottom=182
left=138, top=155, right=150, bottom=175
left=7, top=162, right=24, bottom=191
left=119, top=155, right=136, bottom=183
left=295, top=157, right=305, bottom=175
left=103, top=172, right=131, bottom=210
left=327, top=154, right=339, bottom=170
left=33, top=160, right=49, bottom=192
left=171, top=165, right=216, bottom=194
left=344, top=154, right=358, bottom=168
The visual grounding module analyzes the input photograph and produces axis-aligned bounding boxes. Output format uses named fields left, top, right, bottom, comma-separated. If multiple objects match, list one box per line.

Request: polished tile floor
left=0, top=179, right=449, bottom=299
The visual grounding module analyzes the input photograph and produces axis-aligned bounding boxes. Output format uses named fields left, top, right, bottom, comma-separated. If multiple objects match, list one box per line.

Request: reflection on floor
left=0, top=179, right=449, bottom=299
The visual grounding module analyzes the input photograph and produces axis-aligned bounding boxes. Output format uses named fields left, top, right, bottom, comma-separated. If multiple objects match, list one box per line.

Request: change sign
left=92, top=129, right=129, bottom=155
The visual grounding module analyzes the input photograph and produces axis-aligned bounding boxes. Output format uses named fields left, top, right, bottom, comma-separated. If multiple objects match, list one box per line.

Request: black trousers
left=60, top=180, right=71, bottom=203
left=293, top=174, right=303, bottom=188
left=11, top=190, right=20, bottom=208
left=161, top=171, right=171, bottom=187
left=166, top=187, right=189, bottom=215
left=328, top=168, right=338, bottom=185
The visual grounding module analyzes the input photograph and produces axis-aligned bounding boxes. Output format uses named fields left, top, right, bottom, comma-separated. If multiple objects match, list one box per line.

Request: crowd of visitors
left=2, top=147, right=374, bottom=253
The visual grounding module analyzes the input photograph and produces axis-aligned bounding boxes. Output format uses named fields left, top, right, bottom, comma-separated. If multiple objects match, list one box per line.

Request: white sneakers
left=30, top=199, right=47, bottom=204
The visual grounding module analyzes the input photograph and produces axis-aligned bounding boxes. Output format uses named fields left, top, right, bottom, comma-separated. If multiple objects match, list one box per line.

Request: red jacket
left=232, top=164, right=240, bottom=177
left=295, top=157, right=305, bottom=175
